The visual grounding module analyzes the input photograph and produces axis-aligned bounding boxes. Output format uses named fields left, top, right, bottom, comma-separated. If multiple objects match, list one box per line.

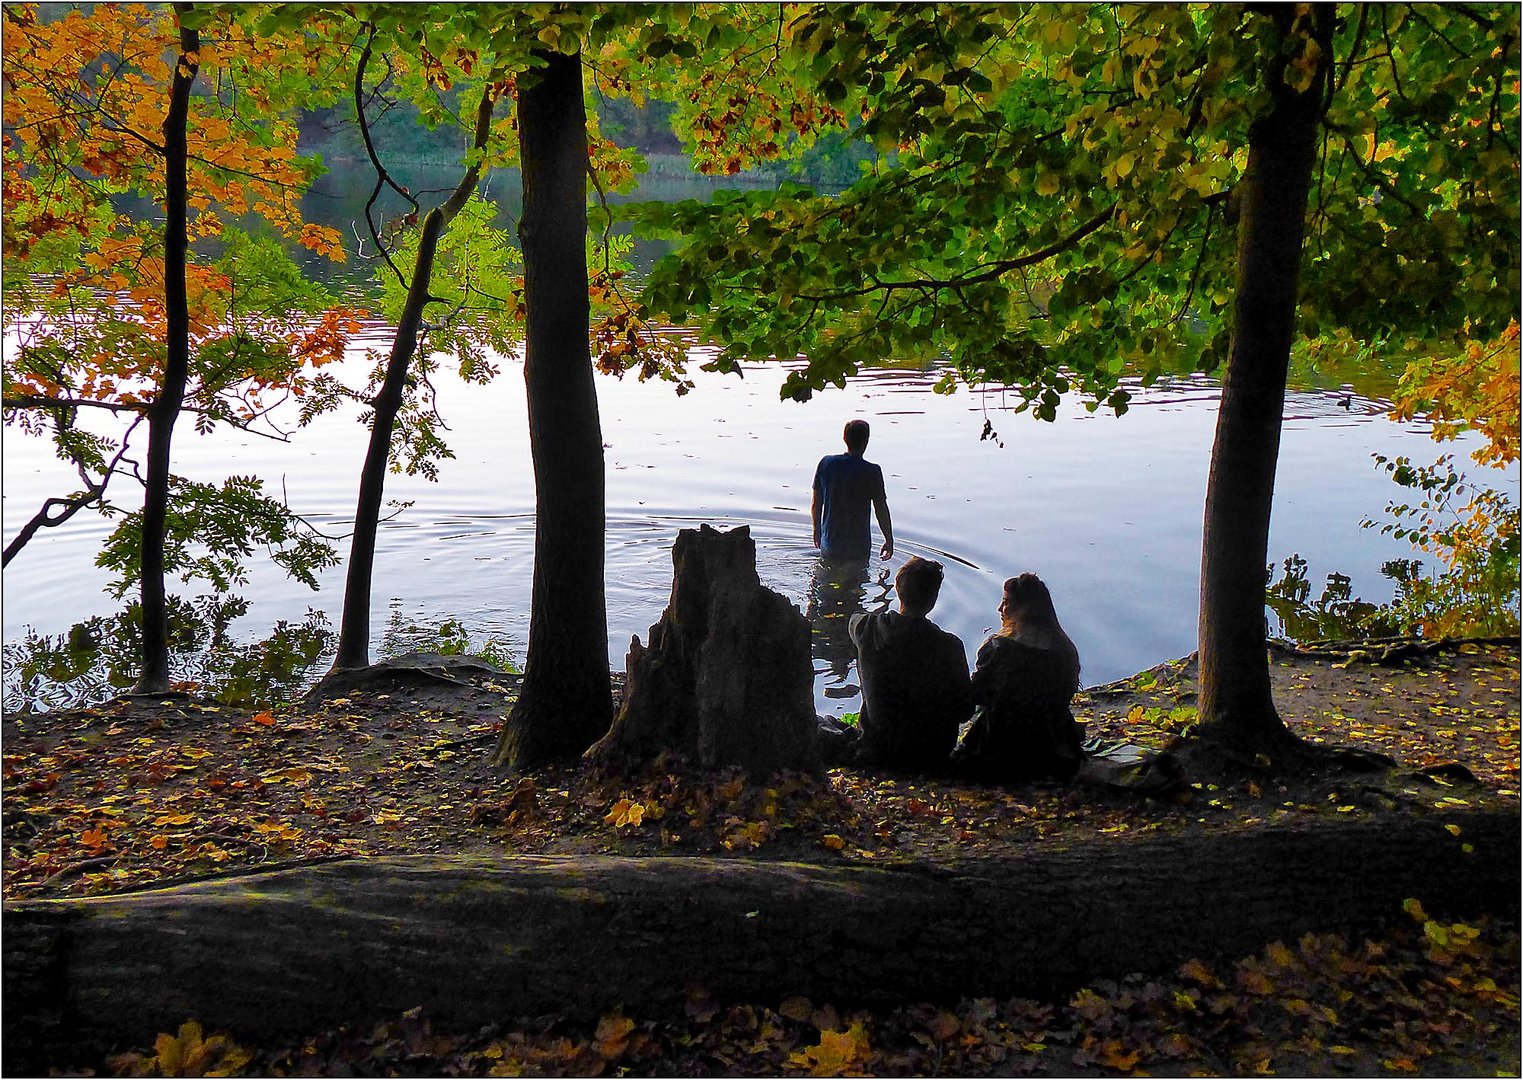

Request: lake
left=0, top=317, right=1489, bottom=715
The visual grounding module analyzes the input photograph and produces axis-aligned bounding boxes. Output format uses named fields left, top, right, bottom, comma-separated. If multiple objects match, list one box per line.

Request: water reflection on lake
left=2, top=321, right=1483, bottom=714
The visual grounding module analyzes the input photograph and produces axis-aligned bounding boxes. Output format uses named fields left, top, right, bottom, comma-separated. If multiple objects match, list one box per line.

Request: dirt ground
left=3, top=639, right=1518, bottom=1076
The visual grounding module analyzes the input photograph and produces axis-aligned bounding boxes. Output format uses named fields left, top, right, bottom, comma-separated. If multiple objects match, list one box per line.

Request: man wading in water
left=811, top=419, right=893, bottom=564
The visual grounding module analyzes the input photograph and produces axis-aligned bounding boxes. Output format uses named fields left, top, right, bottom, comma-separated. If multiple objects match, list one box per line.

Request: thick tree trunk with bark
left=133, top=11, right=198, bottom=695
left=1197, top=7, right=1333, bottom=754
left=495, top=50, right=612, bottom=769
left=330, top=208, right=446, bottom=671
left=4, top=812, right=1515, bottom=1072
left=587, top=525, right=821, bottom=773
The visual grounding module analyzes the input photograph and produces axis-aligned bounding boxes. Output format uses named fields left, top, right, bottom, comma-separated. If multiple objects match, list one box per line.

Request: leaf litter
left=3, top=640, right=1518, bottom=1074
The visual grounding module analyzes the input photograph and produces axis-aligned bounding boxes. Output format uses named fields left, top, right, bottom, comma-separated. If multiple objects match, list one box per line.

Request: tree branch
left=2, top=415, right=141, bottom=567
left=796, top=203, right=1116, bottom=303
left=353, top=26, right=413, bottom=288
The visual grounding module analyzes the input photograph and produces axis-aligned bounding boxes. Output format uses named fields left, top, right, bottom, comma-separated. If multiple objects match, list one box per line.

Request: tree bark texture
left=4, top=812, right=1515, bottom=1072
left=1197, top=7, right=1334, bottom=751
left=133, top=10, right=199, bottom=695
left=495, top=50, right=612, bottom=769
left=331, top=208, right=446, bottom=671
left=587, top=525, right=821, bottom=773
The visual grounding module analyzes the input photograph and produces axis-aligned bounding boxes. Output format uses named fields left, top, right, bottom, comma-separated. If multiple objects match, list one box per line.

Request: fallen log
left=4, top=811, right=1516, bottom=1072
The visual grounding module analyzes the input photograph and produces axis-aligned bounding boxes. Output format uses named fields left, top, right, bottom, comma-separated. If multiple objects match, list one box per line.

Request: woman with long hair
left=953, top=573, right=1085, bottom=781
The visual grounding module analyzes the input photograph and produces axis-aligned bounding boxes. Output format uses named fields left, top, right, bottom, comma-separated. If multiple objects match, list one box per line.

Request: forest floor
left=3, top=639, right=1518, bottom=1077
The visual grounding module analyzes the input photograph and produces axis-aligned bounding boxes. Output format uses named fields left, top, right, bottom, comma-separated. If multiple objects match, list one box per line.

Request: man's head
left=896, top=555, right=944, bottom=617
left=843, top=419, right=870, bottom=454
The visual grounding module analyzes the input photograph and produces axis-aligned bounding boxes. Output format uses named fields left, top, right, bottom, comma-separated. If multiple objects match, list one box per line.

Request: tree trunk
left=133, top=8, right=199, bottom=695
left=587, top=525, right=821, bottom=773
left=329, top=88, right=496, bottom=673
left=495, top=49, right=612, bottom=769
left=4, top=812, right=1514, bottom=1071
left=1197, top=7, right=1333, bottom=754
left=330, top=208, right=445, bottom=671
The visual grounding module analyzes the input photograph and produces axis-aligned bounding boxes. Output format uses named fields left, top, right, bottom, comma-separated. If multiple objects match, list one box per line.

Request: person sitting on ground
left=953, top=572, right=1085, bottom=782
left=848, top=556, right=970, bottom=769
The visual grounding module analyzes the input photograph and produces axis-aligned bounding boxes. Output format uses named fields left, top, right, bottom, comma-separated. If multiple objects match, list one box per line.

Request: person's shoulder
left=930, top=621, right=966, bottom=651
left=975, top=634, right=1011, bottom=662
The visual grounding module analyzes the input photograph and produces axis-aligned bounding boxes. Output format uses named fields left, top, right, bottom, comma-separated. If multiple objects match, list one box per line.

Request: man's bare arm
left=874, top=496, right=893, bottom=559
left=811, top=487, right=823, bottom=548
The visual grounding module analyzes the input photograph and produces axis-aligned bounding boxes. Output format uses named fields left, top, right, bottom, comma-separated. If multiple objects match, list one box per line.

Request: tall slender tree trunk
left=134, top=7, right=199, bottom=695
left=1196, top=7, right=1333, bottom=754
left=327, top=89, right=494, bottom=673
left=330, top=209, right=445, bottom=671
left=495, top=49, right=613, bottom=768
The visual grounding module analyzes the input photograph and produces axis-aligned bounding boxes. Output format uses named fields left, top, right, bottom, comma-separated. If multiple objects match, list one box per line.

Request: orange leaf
left=251, top=711, right=276, bottom=726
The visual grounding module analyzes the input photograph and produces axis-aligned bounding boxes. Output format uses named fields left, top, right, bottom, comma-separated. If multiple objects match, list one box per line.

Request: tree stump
left=587, top=524, right=819, bottom=773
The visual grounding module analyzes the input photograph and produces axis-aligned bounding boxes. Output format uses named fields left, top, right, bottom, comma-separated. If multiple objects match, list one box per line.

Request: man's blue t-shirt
left=812, top=452, right=885, bottom=560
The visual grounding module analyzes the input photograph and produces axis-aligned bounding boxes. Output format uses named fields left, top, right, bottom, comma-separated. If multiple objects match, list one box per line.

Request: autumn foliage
left=2, top=3, right=356, bottom=414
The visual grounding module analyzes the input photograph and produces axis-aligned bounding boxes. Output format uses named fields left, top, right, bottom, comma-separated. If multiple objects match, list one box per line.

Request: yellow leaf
left=790, top=1024, right=870, bottom=1077
left=1101, top=1043, right=1142, bottom=1072
left=604, top=799, right=645, bottom=829
left=1264, top=941, right=1296, bottom=969
left=820, top=834, right=845, bottom=851
left=593, top=1013, right=634, bottom=1059
left=1178, top=957, right=1220, bottom=987
left=1444, top=823, right=1462, bottom=836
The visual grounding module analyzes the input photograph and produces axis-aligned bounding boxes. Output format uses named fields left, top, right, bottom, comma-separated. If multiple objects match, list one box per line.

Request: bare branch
left=353, top=25, right=413, bottom=288
left=2, top=415, right=141, bottom=566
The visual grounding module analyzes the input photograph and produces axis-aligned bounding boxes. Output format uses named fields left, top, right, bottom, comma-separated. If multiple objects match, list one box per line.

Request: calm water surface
left=0, top=327, right=1484, bottom=713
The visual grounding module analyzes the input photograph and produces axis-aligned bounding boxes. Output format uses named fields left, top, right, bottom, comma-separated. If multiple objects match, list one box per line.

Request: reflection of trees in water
left=806, top=558, right=893, bottom=694
left=1264, top=554, right=1398, bottom=643
left=378, top=602, right=521, bottom=673
left=2, top=598, right=333, bottom=712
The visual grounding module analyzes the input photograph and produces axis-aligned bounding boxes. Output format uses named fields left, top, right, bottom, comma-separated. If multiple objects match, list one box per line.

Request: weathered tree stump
left=3, top=812, right=1516, bottom=1072
left=586, top=524, right=819, bottom=772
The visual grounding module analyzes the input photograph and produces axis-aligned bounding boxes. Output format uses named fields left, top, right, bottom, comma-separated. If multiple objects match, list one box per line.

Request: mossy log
left=4, top=812, right=1517, bottom=1072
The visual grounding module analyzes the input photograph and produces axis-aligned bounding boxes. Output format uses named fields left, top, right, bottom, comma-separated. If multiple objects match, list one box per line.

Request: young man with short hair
left=848, top=556, right=970, bottom=769
left=811, top=419, right=893, bottom=563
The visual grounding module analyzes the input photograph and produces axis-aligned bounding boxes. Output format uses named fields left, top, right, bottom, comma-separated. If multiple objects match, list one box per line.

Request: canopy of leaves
left=630, top=4, right=1519, bottom=413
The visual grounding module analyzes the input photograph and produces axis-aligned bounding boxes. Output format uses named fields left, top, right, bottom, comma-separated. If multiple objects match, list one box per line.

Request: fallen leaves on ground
left=2, top=642, right=1518, bottom=900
